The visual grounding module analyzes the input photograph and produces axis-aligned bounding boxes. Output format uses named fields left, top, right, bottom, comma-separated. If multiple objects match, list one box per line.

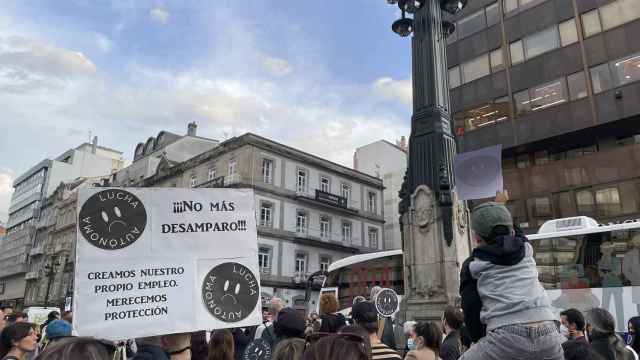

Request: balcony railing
left=196, top=176, right=225, bottom=188
left=225, top=174, right=241, bottom=186
left=259, top=220, right=273, bottom=228
left=314, top=190, right=348, bottom=208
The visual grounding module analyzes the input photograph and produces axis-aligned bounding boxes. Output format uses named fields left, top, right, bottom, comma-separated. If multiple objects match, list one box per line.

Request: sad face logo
left=202, top=262, right=259, bottom=323
left=242, top=339, right=271, bottom=360
left=375, top=288, right=399, bottom=317
left=78, top=189, right=147, bottom=250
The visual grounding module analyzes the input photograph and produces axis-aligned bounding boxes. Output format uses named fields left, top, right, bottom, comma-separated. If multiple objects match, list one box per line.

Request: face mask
left=560, top=325, right=570, bottom=338
left=407, top=338, right=416, bottom=350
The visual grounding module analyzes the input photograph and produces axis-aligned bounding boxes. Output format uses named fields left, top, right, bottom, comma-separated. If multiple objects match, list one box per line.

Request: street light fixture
left=441, top=0, right=468, bottom=14
left=442, top=20, right=456, bottom=37
left=388, top=0, right=467, bottom=37
left=392, top=14, right=413, bottom=37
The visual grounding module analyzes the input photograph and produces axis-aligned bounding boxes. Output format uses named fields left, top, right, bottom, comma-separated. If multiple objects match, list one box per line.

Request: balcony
left=259, top=220, right=273, bottom=228
left=295, top=190, right=358, bottom=215
left=225, top=174, right=241, bottom=186
left=25, top=271, right=39, bottom=280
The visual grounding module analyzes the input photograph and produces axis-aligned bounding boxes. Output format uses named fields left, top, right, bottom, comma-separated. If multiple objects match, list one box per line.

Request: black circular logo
left=78, top=189, right=147, bottom=250
left=242, top=339, right=271, bottom=360
left=202, top=262, right=260, bottom=322
left=375, top=288, right=399, bottom=317
left=456, top=155, right=500, bottom=187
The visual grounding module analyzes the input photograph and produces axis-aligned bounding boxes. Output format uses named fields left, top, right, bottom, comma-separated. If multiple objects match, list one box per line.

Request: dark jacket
left=440, top=330, right=462, bottom=360
left=233, top=328, right=253, bottom=360
left=590, top=334, right=634, bottom=360
left=133, top=344, right=170, bottom=360
left=319, top=313, right=346, bottom=333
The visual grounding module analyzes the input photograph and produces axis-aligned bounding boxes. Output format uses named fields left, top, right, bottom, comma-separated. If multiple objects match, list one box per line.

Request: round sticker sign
left=242, top=339, right=272, bottom=360
left=375, top=288, right=399, bottom=317
left=202, top=262, right=260, bottom=323
left=78, top=189, right=147, bottom=250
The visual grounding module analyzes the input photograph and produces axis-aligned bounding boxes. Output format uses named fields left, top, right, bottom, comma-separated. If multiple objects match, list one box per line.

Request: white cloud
left=0, top=170, right=14, bottom=224
left=372, top=76, right=412, bottom=108
left=149, top=8, right=170, bottom=24
left=94, top=32, right=112, bottom=53
left=263, top=56, right=293, bottom=77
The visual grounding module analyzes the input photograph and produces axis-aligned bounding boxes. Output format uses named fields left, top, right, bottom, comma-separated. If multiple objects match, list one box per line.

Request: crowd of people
left=2, top=195, right=640, bottom=359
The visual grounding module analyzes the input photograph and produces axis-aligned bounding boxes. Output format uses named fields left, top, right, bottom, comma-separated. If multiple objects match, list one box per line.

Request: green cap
left=471, top=202, right=513, bottom=239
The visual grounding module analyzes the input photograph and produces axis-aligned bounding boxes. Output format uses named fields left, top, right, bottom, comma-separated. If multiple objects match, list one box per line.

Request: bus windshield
left=323, top=253, right=403, bottom=311
left=532, top=227, right=640, bottom=332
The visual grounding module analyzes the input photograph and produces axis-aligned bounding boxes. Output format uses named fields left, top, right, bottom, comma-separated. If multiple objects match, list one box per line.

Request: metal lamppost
left=384, top=0, right=472, bottom=321
left=43, top=259, right=60, bottom=308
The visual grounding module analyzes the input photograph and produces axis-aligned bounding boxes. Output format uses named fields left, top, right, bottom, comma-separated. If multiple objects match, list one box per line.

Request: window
left=596, top=188, right=621, bottom=217
left=295, top=253, right=307, bottom=273
left=510, top=40, right=525, bottom=65
left=320, top=176, right=330, bottom=193
left=576, top=190, right=596, bottom=214
left=462, top=54, right=490, bottom=83
left=342, top=222, right=352, bottom=243
left=490, top=48, right=504, bottom=72
left=457, top=8, right=486, bottom=38
left=258, top=247, right=271, bottom=274
left=524, top=26, right=559, bottom=59
left=567, top=71, right=588, bottom=100
left=559, top=19, right=578, bottom=46
left=262, top=159, right=273, bottom=184
left=534, top=151, right=550, bottom=166
left=527, top=197, right=552, bottom=225
left=453, top=101, right=509, bottom=134
left=528, top=78, right=568, bottom=112
left=554, top=191, right=575, bottom=218
left=260, top=202, right=273, bottom=227
left=341, top=184, right=352, bottom=204
left=367, top=192, right=377, bottom=213
left=368, top=228, right=379, bottom=249
left=590, top=63, right=613, bottom=94
left=611, top=53, right=640, bottom=87
left=514, top=89, right=531, bottom=115
left=207, top=168, right=216, bottom=181
left=581, top=10, right=602, bottom=38
left=320, top=216, right=331, bottom=239
left=320, top=256, right=331, bottom=273
left=599, top=0, right=640, bottom=31
left=228, top=160, right=237, bottom=175
left=297, top=169, right=307, bottom=193
left=504, top=0, right=518, bottom=13
left=516, top=154, right=530, bottom=169
left=296, top=211, right=308, bottom=234
left=190, top=175, right=197, bottom=188
left=485, top=3, right=500, bottom=27
left=449, top=66, right=461, bottom=89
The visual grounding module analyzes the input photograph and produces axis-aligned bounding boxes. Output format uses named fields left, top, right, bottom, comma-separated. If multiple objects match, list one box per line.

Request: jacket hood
left=472, top=233, right=527, bottom=266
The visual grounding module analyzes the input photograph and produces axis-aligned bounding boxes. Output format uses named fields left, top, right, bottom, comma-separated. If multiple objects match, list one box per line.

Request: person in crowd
left=38, top=313, right=58, bottom=336
left=562, top=339, right=605, bottom=360
left=303, top=333, right=369, bottom=360
left=40, top=320, right=71, bottom=352
left=585, top=308, right=635, bottom=360
left=319, top=294, right=346, bottom=334
left=35, top=337, right=116, bottom=360
left=133, top=336, right=170, bottom=360
left=208, top=329, right=234, bottom=360
left=403, top=320, right=417, bottom=354
left=163, top=333, right=192, bottom=360
left=351, top=301, right=401, bottom=360
left=255, top=308, right=273, bottom=339
left=560, top=309, right=588, bottom=345
left=629, top=317, right=640, bottom=355
left=0, top=322, right=38, bottom=360
left=6, top=314, right=26, bottom=326
left=59, top=312, right=71, bottom=325
left=440, top=306, right=463, bottom=360
left=459, top=195, right=563, bottom=360
left=272, top=338, right=305, bottom=360
left=231, top=328, right=253, bottom=360
left=261, top=298, right=284, bottom=346
left=272, top=308, right=306, bottom=349
left=340, top=324, right=372, bottom=358
left=1, top=308, right=13, bottom=318
left=405, top=322, right=441, bottom=360
left=458, top=326, right=471, bottom=354
left=305, top=312, right=321, bottom=336
left=190, top=331, right=208, bottom=360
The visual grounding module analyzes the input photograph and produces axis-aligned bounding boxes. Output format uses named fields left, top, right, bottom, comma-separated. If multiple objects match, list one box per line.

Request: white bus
left=320, top=216, right=640, bottom=332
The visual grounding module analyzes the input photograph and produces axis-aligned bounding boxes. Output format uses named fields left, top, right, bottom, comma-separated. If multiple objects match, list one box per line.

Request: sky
left=0, top=0, right=414, bottom=223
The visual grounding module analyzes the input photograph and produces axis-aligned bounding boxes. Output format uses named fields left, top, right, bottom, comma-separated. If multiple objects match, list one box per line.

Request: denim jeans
left=460, top=322, right=565, bottom=360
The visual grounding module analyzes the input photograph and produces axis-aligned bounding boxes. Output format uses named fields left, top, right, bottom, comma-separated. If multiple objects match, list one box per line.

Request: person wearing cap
left=40, top=319, right=72, bottom=352
left=351, top=301, right=401, bottom=360
left=459, top=194, right=563, bottom=360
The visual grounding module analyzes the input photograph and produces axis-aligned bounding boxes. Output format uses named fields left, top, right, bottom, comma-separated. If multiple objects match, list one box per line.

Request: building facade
left=120, top=133, right=385, bottom=311
left=354, top=139, right=407, bottom=250
left=446, top=0, right=640, bottom=232
left=0, top=139, right=123, bottom=307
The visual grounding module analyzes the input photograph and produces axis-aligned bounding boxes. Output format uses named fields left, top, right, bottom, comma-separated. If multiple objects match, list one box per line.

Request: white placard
left=73, top=188, right=260, bottom=340
left=454, top=144, right=503, bottom=201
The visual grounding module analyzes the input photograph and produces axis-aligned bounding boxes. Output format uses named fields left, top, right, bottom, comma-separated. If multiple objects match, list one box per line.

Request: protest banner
left=73, top=187, right=260, bottom=340
left=454, top=144, right=503, bottom=201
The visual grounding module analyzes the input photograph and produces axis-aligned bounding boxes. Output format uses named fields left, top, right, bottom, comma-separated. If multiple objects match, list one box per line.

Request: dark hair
left=0, top=322, right=35, bottom=357
left=319, top=294, right=339, bottom=315
left=562, top=338, right=604, bottom=360
left=415, top=322, right=442, bottom=354
left=443, top=306, right=464, bottom=331
left=585, top=308, right=629, bottom=359
left=47, top=311, right=60, bottom=320
left=303, top=334, right=368, bottom=360
left=560, top=308, right=585, bottom=331
left=35, top=337, right=115, bottom=360
left=208, top=329, right=234, bottom=360
left=61, top=311, right=72, bottom=318
left=629, top=316, right=640, bottom=353
left=339, top=325, right=372, bottom=357
left=272, top=338, right=305, bottom=360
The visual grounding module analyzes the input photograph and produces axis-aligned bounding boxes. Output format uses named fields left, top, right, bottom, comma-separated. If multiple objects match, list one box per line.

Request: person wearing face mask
left=440, top=307, right=463, bottom=360
left=560, top=308, right=590, bottom=355
left=403, top=321, right=417, bottom=354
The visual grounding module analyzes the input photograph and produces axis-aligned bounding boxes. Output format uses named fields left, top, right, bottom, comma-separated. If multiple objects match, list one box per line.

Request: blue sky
left=0, top=1, right=413, bottom=222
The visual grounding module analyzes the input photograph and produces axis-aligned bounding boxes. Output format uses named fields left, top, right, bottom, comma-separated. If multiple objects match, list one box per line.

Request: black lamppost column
left=43, top=259, right=60, bottom=308
left=387, top=0, right=472, bottom=321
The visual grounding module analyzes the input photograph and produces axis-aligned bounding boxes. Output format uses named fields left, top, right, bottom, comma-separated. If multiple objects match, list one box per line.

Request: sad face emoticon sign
left=201, top=262, right=260, bottom=323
